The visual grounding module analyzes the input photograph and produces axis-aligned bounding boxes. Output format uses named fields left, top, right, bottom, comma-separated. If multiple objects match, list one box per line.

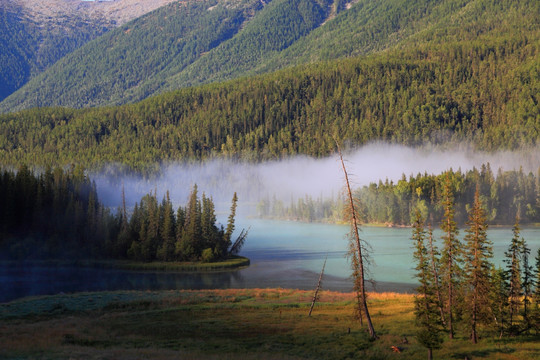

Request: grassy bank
left=1, top=256, right=250, bottom=272
left=106, top=256, right=250, bottom=271
left=1, top=289, right=538, bottom=359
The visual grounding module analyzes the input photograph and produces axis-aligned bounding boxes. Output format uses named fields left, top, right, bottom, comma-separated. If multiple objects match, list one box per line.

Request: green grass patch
left=1, top=289, right=539, bottom=360
left=2, top=256, right=250, bottom=272
left=108, top=255, right=250, bottom=271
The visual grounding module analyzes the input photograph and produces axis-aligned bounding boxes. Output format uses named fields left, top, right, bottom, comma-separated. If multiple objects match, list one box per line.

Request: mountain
left=5, top=0, right=537, bottom=112
left=0, top=0, right=537, bottom=170
left=0, top=26, right=537, bottom=171
left=0, top=0, right=177, bottom=103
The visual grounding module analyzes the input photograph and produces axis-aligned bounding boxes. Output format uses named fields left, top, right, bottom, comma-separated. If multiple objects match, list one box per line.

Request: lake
left=1, top=219, right=539, bottom=303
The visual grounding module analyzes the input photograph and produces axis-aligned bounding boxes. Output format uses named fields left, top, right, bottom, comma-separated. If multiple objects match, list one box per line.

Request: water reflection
left=0, top=260, right=414, bottom=303
left=2, top=220, right=538, bottom=303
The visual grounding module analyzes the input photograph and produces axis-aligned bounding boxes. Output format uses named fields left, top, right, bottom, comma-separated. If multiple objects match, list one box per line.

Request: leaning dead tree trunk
left=337, top=144, right=376, bottom=340
left=309, top=255, right=327, bottom=316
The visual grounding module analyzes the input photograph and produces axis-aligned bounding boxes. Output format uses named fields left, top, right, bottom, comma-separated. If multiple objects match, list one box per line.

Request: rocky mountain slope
left=0, top=0, right=177, bottom=102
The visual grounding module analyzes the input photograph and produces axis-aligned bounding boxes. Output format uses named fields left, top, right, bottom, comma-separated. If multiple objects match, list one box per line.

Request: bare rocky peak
left=10, top=0, right=179, bottom=26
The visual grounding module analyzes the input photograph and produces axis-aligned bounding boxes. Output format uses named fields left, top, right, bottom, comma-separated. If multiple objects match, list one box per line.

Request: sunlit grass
left=1, top=289, right=538, bottom=359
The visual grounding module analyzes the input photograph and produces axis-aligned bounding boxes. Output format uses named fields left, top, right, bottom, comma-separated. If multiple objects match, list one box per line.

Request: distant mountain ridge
left=10, top=0, right=178, bottom=27
left=0, top=0, right=177, bottom=103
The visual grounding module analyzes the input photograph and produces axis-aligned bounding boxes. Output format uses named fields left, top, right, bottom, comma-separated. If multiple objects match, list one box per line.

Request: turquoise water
left=238, top=219, right=540, bottom=288
left=2, top=220, right=539, bottom=302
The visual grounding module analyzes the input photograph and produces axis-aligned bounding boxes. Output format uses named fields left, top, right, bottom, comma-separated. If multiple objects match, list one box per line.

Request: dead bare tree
left=337, top=143, right=376, bottom=340
left=309, top=255, right=327, bottom=316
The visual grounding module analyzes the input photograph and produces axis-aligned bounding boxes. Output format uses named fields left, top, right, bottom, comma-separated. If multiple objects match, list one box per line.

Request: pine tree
left=532, top=248, right=540, bottom=332
left=412, top=210, right=443, bottom=359
left=535, top=248, right=540, bottom=306
left=505, top=215, right=523, bottom=332
left=463, top=187, right=493, bottom=343
left=224, top=192, right=238, bottom=249
left=178, top=185, right=202, bottom=260
left=521, top=238, right=534, bottom=331
left=426, top=225, right=446, bottom=328
left=200, top=193, right=219, bottom=259
left=489, top=267, right=509, bottom=338
left=157, top=191, right=176, bottom=261
left=143, top=192, right=160, bottom=261
left=439, top=173, right=462, bottom=339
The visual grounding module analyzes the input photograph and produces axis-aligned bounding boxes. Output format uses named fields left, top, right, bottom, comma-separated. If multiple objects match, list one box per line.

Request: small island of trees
left=0, top=165, right=247, bottom=265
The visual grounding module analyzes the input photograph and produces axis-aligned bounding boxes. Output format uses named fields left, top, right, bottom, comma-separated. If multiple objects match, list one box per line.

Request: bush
left=201, top=248, right=215, bottom=263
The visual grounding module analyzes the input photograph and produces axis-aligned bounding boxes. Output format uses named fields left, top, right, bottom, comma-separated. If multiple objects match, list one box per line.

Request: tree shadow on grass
left=451, top=347, right=515, bottom=359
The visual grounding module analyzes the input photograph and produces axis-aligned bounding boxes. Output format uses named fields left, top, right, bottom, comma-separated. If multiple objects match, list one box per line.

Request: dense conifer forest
left=258, top=166, right=540, bottom=226
left=1, top=0, right=538, bottom=112
left=0, top=167, right=244, bottom=262
left=0, top=36, right=538, bottom=172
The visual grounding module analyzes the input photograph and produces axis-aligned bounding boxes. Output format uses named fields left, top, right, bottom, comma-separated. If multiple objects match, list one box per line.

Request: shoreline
left=0, top=256, right=250, bottom=272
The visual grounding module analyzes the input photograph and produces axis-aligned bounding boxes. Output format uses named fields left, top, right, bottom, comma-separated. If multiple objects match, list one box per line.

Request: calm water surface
left=2, top=219, right=539, bottom=302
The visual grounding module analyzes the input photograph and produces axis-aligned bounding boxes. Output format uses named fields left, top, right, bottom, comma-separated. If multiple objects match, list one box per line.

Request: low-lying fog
left=92, top=142, right=540, bottom=213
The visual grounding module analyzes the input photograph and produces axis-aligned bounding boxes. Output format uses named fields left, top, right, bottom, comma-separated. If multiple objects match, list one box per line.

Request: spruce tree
left=489, top=267, right=509, bottom=338
left=426, top=225, right=446, bottom=328
left=179, top=185, right=202, bottom=260
left=157, top=191, right=176, bottom=261
left=533, top=248, right=540, bottom=332
left=535, top=248, right=540, bottom=306
left=439, top=173, right=462, bottom=339
left=200, top=193, right=219, bottom=259
left=505, top=215, right=523, bottom=331
left=224, top=192, right=238, bottom=248
left=521, top=238, right=534, bottom=331
left=463, top=187, right=493, bottom=343
left=412, top=210, right=443, bottom=359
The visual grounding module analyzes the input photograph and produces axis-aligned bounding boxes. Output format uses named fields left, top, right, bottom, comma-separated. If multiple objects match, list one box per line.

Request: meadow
left=1, top=288, right=538, bottom=359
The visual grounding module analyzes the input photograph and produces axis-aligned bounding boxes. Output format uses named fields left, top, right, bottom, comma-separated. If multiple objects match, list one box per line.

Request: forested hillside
left=0, top=33, right=537, bottom=171
left=2, top=0, right=537, bottom=112
left=0, top=0, right=274, bottom=111
left=161, top=0, right=333, bottom=90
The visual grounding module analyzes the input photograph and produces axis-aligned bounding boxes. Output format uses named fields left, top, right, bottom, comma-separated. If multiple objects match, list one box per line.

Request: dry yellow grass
left=1, top=289, right=538, bottom=360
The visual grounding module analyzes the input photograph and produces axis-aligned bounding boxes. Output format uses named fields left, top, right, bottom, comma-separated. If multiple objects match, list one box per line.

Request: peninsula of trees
left=0, top=165, right=246, bottom=263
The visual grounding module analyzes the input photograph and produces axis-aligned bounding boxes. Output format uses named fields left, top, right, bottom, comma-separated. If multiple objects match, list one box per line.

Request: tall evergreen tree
left=463, top=187, right=493, bottom=343
left=520, top=238, right=534, bottom=331
left=426, top=225, right=446, bottom=328
left=439, top=173, right=462, bottom=339
left=505, top=215, right=524, bottom=331
left=412, top=210, right=443, bottom=359
left=157, top=191, right=176, bottom=261
left=200, top=192, right=220, bottom=260
left=489, top=267, right=509, bottom=338
left=532, top=248, right=540, bottom=332
left=224, top=192, right=238, bottom=247
left=178, top=185, right=202, bottom=260
left=535, top=248, right=540, bottom=307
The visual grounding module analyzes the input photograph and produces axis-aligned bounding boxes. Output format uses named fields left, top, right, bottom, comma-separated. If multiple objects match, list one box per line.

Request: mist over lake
left=92, top=143, right=540, bottom=210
